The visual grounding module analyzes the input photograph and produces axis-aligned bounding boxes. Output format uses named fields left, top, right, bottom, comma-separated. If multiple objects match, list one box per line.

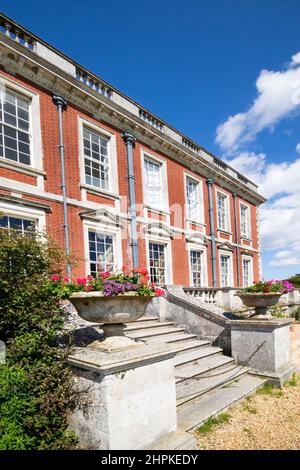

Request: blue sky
left=2, top=0, right=300, bottom=279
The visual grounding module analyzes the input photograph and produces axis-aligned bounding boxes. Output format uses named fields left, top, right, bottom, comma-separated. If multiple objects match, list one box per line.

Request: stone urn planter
left=69, top=291, right=153, bottom=352
left=235, top=292, right=282, bottom=319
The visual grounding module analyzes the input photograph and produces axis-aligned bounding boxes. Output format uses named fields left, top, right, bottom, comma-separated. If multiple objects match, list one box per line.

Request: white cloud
left=216, top=52, right=300, bottom=154
left=296, top=142, right=300, bottom=154
left=224, top=151, right=300, bottom=268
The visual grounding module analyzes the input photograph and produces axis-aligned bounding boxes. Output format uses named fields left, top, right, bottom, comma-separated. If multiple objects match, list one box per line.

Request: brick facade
left=0, top=16, right=266, bottom=287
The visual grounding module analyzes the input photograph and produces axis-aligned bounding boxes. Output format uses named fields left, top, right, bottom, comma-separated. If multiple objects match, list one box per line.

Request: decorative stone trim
left=0, top=193, right=51, bottom=212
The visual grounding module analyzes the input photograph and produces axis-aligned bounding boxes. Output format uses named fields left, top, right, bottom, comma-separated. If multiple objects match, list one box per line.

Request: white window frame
left=240, top=202, right=251, bottom=239
left=0, top=201, right=46, bottom=233
left=219, top=251, right=233, bottom=287
left=188, top=247, right=207, bottom=287
left=83, top=219, right=122, bottom=276
left=242, top=255, right=253, bottom=287
left=185, top=174, right=204, bottom=224
left=78, top=117, right=119, bottom=197
left=216, top=189, right=231, bottom=232
left=145, top=234, right=172, bottom=285
left=141, top=150, right=169, bottom=212
left=0, top=75, right=43, bottom=173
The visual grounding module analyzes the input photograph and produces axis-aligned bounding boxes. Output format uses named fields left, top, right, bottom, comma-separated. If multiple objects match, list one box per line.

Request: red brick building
left=0, top=13, right=266, bottom=288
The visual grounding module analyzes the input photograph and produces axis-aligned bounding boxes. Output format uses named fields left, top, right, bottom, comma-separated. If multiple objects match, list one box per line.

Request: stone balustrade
left=183, top=287, right=219, bottom=305
left=76, top=68, right=112, bottom=99
left=139, top=109, right=164, bottom=130
left=213, top=157, right=228, bottom=172
left=183, top=286, right=300, bottom=314
left=182, top=137, right=201, bottom=154
left=0, top=17, right=35, bottom=50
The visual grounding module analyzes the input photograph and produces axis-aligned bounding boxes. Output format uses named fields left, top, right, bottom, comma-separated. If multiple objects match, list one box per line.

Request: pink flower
left=155, top=288, right=165, bottom=297
left=76, top=277, right=87, bottom=285
left=100, top=271, right=110, bottom=279
left=63, top=277, right=69, bottom=283
left=135, top=267, right=149, bottom=276
left=51, top=275, right=60, bottom=282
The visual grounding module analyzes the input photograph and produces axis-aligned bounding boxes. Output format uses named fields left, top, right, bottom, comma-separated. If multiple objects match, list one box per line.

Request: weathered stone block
left=68, top=344, right=177, bottom=450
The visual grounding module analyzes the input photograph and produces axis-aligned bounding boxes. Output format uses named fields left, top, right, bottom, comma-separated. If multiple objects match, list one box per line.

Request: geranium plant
left=47, top=265, right=165, bottom=299
left=241, top=279, right=294, bottom=294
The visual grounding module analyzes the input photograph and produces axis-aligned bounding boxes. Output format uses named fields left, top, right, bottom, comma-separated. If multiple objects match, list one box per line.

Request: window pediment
left=217, top=241, right=234, bottom=252
left=79, top=208, right=123, bottom=228
left=186, top=232, right=207, bottom=245
left=143, top=221, right=174, bottom=239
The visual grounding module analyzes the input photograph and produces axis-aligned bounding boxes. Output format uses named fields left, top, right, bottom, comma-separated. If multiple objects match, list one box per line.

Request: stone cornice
left=0, top=35, right=266, bottom=206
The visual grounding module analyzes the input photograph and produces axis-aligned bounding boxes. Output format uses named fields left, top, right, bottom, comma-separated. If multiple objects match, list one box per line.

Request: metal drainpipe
left=122, top=132, right=139, bottom=268
left=206, top=178, right=217, bottom=287
left=52, top=95, right=71, bottom=278
left=232, top=192, right=240, bottom=287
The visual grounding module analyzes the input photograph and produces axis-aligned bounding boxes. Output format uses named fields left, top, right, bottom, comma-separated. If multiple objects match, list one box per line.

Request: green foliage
left=284, top=373, right=298, bottom=387
left=241, top=279, right=294, bottom=294
left=292, top=306, right=300, bottom=321
left=0, top=230, right=80, bottom=449
left=46, top=269, right=165, bottom=299
left=196, top=412, right=231, bottom=435
left=271, top=307, right=286, bottom=318
left=256, top=383, right=283, bottom=397
left=286, top=276, right=300, bottom=288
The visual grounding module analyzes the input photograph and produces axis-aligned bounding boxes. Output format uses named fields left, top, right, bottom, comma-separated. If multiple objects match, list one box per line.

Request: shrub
left=292, top=306, right=300, bottom=321
left=286, top=276, right=300, bottom=288
left=0, top=230, right=80, bottom=449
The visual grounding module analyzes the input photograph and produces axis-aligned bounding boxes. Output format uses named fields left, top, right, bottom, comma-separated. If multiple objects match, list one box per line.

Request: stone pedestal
left=230, top=318, right=296, bottom=385
left=67, top=344, right=177, bottom=450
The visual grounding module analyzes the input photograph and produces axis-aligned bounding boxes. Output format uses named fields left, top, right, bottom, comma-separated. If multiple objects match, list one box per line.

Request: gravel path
left=196, top=379, right=300, bottom=450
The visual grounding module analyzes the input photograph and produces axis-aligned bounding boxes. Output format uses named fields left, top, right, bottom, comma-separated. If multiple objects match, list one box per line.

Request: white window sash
left=144, top=159, right=162, bottom=207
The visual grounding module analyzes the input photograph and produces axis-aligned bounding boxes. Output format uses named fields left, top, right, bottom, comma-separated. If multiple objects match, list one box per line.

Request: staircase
left=124, top=316, right=266, bottom=450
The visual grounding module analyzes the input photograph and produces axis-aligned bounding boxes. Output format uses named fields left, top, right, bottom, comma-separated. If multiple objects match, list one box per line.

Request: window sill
left=0, top=157, right=46, bottom=178
left=81, top=184, right=121, bottom=201
left=217, top=228, right=232, bottom=235
left=144, top=204, right=170, bottom=216
left=241, top=236, right=252, bottom=242
left=186, top=219, right=206, bottom=226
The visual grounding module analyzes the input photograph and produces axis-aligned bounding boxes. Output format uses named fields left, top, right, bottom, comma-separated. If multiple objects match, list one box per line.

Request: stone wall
left=290, top=322, right=300, bottom=371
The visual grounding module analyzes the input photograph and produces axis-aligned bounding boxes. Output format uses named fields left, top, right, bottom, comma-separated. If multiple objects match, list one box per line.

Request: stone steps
left=124, top=316, right=266, bottom=450
left=177, top=374, right=266, bottom=431
left=176, top=365, right=248, bottom=406
left=127, top=325, right=186, bottom=340
left=174, top=346, right=223, bottom=367
left=175, top=353, right=234, bottom=384
left=125, top=320, right=174, bottom=331
left=148, top=374, right=266, bottom=450
left=148, top=333, right=199, bottom=344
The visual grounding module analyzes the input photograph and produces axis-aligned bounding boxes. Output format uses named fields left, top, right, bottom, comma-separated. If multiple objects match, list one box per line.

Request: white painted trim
left=241, top=254, right=254, bottom=287
left=184, top=172, right=204, bottom=224
left=0, top=200, right=46, bottom=233
left=0, top=177, right=262, bottom=255
left=82, top=218, right=122, bottom=276
left=187, top=242, right=208, bottom=287
left=219, top=249, right=234, bottom=287
left=78, top=116, right=119, bottom=200
left=215, top=188, right=231, bottom=233
left=145, top=234, right=173, bottom=285
left=0, top=74, right=44, bottom=188
left=140, top=149, right=169, bottom=215
left=239, top=200, right=252, bottom=239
